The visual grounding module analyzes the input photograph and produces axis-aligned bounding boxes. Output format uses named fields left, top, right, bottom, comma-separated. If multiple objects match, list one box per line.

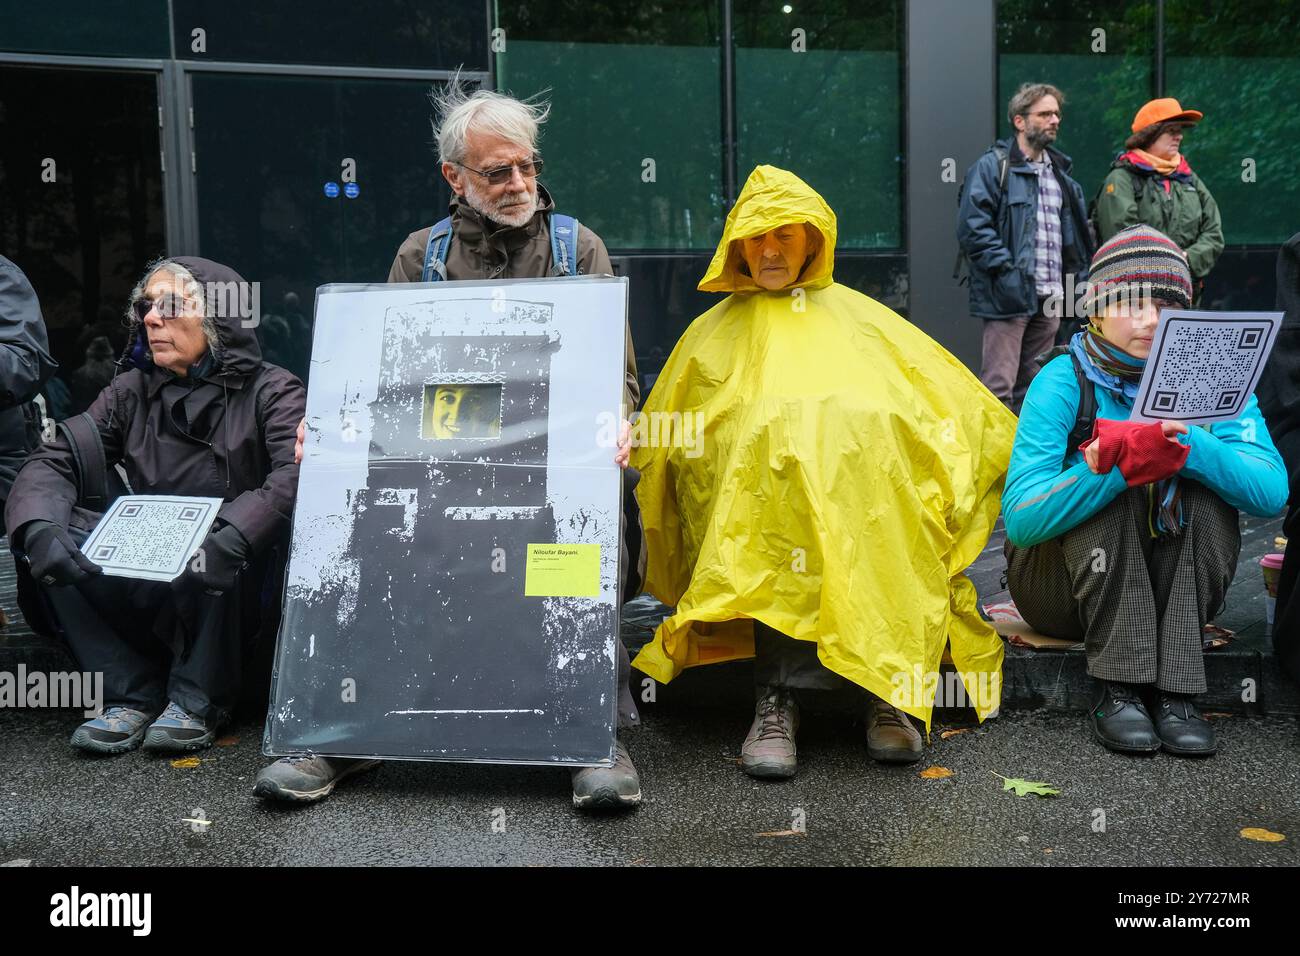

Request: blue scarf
left=1069, top=329, right=1184, bottom=536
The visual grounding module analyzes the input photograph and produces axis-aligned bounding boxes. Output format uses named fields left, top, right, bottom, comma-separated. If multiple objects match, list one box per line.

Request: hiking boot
left=142, top=700, right=221, bottom=752
left=1154, top=692, right=1217, bottom=757
left=70, top=706, right=158, bottom=755
left=571, top=741, right=641, bottom=811
left=1089, top=681, right=1160, bottom=754
left=865, top=695, right=923, bottom=763
left=253, top=755, right=383, bottom=803
left=741, top=687, right=799, bottom=779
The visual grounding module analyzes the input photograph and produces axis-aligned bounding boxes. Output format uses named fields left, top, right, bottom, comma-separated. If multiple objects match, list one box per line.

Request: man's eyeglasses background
left=457, top=157, right=544, bottom=185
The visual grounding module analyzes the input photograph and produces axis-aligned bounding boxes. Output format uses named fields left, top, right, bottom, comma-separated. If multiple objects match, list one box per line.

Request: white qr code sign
left=81, top=495, right=224, bottom=582
left=1131, top=310, right=1284, bottom=425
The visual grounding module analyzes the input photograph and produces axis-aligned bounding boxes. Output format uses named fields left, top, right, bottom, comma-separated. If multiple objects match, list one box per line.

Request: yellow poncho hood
left=698, top=164, right=837, bottom=294
left=631, top=166, right=1017, bottom=727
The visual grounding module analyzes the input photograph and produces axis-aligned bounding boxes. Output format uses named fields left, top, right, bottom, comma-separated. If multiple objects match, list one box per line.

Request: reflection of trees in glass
left=1165, top=0, right=1300, bottom=245
left=733, top=0, right=904, bottom=252
left=734, top=0, right=904, bottom=250
left=0, top=0, right=170, bottom=57
left=0, top=67, right=165, bottom=372
left=998, top=0, right=1156, bottom=204
left=171, top=0, right=486, bottom=69
left=192, top=75, right=449, bottom=385
left=497, top=1, right=724, bottom=251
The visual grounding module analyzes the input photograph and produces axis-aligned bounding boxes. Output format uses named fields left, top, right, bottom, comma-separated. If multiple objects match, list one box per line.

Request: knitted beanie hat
left=1080, top=224, right=1192, bottom=320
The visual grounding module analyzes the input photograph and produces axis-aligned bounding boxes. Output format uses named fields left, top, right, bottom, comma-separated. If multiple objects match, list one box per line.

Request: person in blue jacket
left=1003, top=225, right=1288, bottom=757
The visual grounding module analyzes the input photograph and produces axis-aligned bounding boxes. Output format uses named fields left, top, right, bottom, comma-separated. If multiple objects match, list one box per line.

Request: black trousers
left=45, top=571, right=259, bottom=726
left=1273, top=490, right=1300, bottom=683
left=1006, top=481, right=1239, bottom=694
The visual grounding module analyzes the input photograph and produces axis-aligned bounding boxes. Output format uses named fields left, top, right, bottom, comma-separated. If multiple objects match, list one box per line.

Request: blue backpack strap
left=549, top=213, right=580, bottom=277
left=421, top=216, right=455, bottom=281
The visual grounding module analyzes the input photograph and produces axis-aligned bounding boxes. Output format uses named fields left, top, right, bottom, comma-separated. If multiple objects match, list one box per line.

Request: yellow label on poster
left=524, top=543, right=601, bottom=597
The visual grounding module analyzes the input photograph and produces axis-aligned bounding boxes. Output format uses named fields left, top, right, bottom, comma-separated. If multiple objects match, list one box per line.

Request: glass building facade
left=1, top=0, right=1294, bottom=411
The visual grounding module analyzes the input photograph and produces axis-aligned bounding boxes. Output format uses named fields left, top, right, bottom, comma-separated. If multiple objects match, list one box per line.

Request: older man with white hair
left=257, top=80, right=646, bottom=812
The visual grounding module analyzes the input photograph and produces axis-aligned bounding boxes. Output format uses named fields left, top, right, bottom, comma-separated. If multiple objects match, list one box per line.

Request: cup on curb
left=1260, top=553, right=1285, bottom=628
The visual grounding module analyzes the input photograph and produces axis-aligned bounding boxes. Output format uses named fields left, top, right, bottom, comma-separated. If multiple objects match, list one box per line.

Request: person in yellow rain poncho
left=631, top=166, right=1018, bottom=779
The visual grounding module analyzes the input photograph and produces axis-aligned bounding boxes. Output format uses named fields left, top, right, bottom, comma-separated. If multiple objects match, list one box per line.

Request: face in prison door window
left=422, top=383, right=503, bottom=439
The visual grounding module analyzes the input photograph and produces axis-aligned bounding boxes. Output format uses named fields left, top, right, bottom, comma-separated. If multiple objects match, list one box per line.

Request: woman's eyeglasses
left=132, top=293, right=192, bottom=322
left=456, top=157, right=544, bottom=186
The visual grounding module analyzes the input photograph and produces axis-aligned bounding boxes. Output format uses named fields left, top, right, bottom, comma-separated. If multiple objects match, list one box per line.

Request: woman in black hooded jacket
left=5, top=256, right=305, bottom=754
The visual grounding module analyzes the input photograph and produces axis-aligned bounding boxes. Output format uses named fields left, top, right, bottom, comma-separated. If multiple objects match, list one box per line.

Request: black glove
left=176, top=522, right=251, bottom=595
left=23, top=520, right=101, bottom=587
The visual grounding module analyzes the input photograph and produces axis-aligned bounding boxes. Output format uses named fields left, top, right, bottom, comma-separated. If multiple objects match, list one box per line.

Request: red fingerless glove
left=1080, top=419, right=1189, bottom=486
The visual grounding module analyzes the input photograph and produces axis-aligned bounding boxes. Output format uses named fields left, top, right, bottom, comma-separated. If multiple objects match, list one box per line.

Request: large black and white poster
left=265, top=277, right=628, bottom=765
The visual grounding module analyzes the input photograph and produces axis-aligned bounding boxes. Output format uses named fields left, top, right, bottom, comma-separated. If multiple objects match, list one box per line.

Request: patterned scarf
left=1071, top=327, right=1184, bottom=536
left=1123, top=149, right=1194, bottom=192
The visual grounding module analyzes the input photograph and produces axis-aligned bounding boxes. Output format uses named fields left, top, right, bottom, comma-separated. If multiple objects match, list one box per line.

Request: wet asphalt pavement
left=2, top=684, right=1298, bottom=867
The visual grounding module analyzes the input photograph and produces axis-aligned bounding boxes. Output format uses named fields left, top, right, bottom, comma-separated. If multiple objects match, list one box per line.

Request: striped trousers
left=1006, top=481, right=1240, bottom=694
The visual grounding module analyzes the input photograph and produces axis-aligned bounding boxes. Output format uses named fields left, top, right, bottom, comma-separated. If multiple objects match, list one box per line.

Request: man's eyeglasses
left=1025, top=109, right=1062, bottom=120
left=132, top=293, right=192, bottom=322
left=456, top=157, right=544, bottom=186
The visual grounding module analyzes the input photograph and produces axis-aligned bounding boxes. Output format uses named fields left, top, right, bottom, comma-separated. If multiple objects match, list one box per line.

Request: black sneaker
left=142, top=700, right=221, bottom=753
left=1154, top=692, right=1217, bottom=757
left=70, top=706, right=159, bottom=755
left=1089, top=681, right=1160, bottom=754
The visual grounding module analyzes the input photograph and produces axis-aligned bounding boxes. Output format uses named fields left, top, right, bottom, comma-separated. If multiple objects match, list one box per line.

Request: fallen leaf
left=756, top=829, right=806, bottom=838
left=1240, top=827, right=1286, bottom=843
left=940, top=728, right=972, bottom=739
left=992, top=772, right=1060, bottom=797
left=1202, top=712, right=1233, bottom=720
left=628, top=857, right=646, bottom=865
left=920, top=766, right=955, bottom=779
left=170, top=757, right=201, bottom=769
left=1043, top=848, right=1054, bottom=854
left=216, top=735, right=240, bottom=747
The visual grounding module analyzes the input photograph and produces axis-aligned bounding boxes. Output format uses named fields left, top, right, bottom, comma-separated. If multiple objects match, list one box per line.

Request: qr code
left=1142, top=320, right=1270, bottom=420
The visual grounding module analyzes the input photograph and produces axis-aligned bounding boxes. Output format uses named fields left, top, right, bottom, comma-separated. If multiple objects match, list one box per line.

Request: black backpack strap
left=56, top=412, right=109, bottom=512
left=1064, top=350, right=1097, bottom=463
left=1040, top=345, right=1097, bottom=466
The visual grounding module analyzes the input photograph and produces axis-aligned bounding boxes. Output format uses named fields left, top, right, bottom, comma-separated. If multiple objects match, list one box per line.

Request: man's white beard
left=463, top=179, right=539, bottom=229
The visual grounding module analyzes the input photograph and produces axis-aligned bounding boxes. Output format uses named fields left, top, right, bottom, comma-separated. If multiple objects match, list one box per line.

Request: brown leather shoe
left=865, top=695, right=922, bottom=763
left=741, top=687, right=799, bottom=779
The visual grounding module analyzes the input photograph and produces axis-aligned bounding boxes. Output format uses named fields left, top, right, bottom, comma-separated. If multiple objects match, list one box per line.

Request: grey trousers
left=980, top=298, right=1059, bottom=413
left=753, top=621, right=852, bottom=695
left=1006, top=481, right=1240, bottom=694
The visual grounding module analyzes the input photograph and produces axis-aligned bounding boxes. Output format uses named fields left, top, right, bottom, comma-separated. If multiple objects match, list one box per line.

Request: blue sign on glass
left=323, top=181, right=340, bottom=198
left=344, top=183, right=360, bottom=199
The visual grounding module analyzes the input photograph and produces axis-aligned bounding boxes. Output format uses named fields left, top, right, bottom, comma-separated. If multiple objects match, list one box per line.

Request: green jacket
left=1094, top=153, right=1225, bottom=280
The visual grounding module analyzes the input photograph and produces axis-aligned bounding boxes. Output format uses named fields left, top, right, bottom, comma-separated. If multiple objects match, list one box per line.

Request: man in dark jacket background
left=5, top=256, right=304, bottom=755
left=957, top=82, right=1096, bottom=411
left=0, top=256, right=58, bottom=532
